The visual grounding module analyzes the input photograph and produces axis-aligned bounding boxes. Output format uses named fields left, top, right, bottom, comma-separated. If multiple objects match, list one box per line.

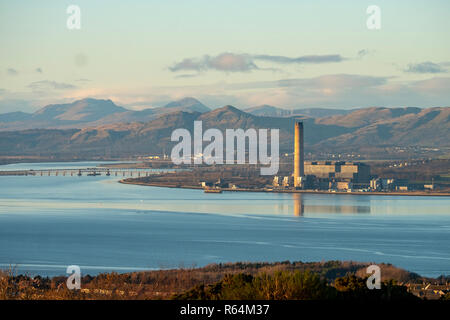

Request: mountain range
left=0, top=98, right=356, bottom=131
left=0, top=97, right=210, bottom=131
left=0, top=97, right=448, bottom=159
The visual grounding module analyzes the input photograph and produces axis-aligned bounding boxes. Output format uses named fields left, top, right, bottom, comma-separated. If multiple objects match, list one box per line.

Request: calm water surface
left=0, top=162, right=449, bottom=277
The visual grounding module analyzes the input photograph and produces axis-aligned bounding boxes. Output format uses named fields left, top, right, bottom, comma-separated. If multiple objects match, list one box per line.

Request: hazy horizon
left=1, top=95, right=448, bottom=115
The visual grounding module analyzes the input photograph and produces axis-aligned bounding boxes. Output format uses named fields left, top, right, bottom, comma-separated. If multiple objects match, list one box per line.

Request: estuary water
left=0, top=162, right=449, bottom=277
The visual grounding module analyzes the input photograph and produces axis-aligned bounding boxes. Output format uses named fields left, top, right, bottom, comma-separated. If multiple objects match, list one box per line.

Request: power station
left=273, top=121, right=372, bottom=191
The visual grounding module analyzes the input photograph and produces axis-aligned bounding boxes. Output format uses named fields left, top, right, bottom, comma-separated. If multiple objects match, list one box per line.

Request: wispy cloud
left=28, top=80, right=78, bottom=91
left=169, top=52, right=346, bottom=74
left=225, top=74, right=389, bottom=91
left=411, top=77, right=450, bottom=92
left=175, top=73, right=202, bottom=79
left=6, top=68, right=18, bottom=76
left=3, top=74, right=448, bottom=114
left=75, top=78, right=91, bottom=83
left=253, top=54, right=345, bottom=64
left=169, top=53, right=258, bottom=73
left=72, top=76, right=450, bottom=109
left=230, top=76, right=450, bottom=108
left=278, top=74, right=387, bottom=88
left=404, top=61, right=447, bottom=74
left=357, top=49, right=374, bottom=59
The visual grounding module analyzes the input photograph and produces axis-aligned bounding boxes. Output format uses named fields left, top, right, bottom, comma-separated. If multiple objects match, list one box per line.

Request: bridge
left=0, top=167, right=176, bottom=177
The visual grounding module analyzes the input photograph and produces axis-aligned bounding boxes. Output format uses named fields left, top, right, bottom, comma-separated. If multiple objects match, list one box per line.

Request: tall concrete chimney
left=294, top=121, right=304, bottom=187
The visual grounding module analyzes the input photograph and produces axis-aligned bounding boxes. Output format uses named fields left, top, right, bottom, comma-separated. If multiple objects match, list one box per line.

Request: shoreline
left=119, top=180, right=450, bottom=197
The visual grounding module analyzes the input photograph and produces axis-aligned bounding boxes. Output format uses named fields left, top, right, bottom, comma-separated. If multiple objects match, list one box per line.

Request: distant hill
left=0, top=97, right=448, bottom=159
left=293, top=108, right=351, bottom=118
left=318, top=107, right=450, bottom=148
left=161, top=97, right=210, bottom=113
left=0, top=105, right=350, bottom=157
left=245, top=105, right=351, bottom=118
left=316, top=107, right=422, bottom=128
left=0, top=97, right=210, bottom=131
left=245, top=105, right=292, bottom=117
left=0, top=111, right=32, bottom=122
left=3, top=105, right=448, bottom=158
left=32, top=98, right=127, bottom=122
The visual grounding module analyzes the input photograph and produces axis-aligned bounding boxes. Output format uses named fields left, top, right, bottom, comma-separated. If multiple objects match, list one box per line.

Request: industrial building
left=304, top=161, right=370, bottom=183
left=271, top=122, right=428, bottom=193
left=274, top=121, right=372, bottom=191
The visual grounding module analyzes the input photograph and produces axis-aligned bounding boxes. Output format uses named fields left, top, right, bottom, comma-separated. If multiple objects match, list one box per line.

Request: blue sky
left=0, top=0, right=449, bottom=112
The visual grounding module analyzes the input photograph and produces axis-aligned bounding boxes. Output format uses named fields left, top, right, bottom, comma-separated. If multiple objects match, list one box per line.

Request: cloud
left=6, top=68, right=18, bottom=76
left=104, top=74, right=440, bottom=109
left=225, top=74, right=389, bottom=91
left=175, top=74, right=200, bottom=79
left=169, top=52, right=346, bottom=74
left=28, top=80, right=78, bottom=91
left=253, top=54, right=345, bottom=64
left=357, top=50, right=368, bottom=58
left=279, top=74, right=387, bottom=88
left=81, top=74, right=448, bottom=109
left=410, top=77, right=450, bottom=93
left=405, top=61, right=447, bottom=74
left=170, top=53, right=258, bottom=73
left=3, top=74, right=448, bottom=115
left=35, top=68, right=43, bottom=74
left=357, top=49, right=374, bottom=59
left=219, top=74, right=448, bottom=108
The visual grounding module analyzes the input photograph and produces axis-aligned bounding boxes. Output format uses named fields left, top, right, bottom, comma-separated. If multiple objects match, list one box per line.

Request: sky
left=0, top=0, right=449, bottom=112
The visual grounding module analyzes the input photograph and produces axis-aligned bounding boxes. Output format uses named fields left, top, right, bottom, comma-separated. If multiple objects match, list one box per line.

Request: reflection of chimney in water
left=293, top=193, right=304, bottom=216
